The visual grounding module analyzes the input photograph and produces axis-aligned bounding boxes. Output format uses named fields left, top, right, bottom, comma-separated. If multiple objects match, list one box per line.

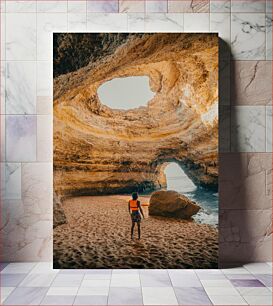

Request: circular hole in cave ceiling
left=97, top=76, right=155, bottom=110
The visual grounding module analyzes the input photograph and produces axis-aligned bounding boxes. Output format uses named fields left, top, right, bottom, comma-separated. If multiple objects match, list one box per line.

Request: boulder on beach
left=53, top=192, right=67, bottom=228
left=149, top=190, right=200, bottom=219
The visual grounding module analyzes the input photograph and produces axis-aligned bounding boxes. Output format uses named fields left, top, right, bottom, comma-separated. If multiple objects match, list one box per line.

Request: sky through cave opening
left=97, top=76, right=155, bottom=110
left=164, top=162, right=197, bottom=193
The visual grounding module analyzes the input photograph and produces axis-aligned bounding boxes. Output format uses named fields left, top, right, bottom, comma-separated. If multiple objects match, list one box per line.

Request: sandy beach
left=54, top=195, right=218, bottom=269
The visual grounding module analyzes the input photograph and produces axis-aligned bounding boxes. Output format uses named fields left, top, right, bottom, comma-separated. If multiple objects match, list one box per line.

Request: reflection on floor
left=0, top=262, right=272, bottom=305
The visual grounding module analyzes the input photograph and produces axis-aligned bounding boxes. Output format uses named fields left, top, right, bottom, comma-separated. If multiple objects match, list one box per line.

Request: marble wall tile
left=266, top=0, right=272, bottom=12
left=184, top=13, right=209, bottom=32
left=266, top=14, right=272, bottom=60
left=231, top=61, right=272, bottom=105
left=6, top=1, right=37, bottom=13
left=231, top=0, right=266, bottom=13
left=168, top=0, right=209, bottom=13
left=37, top=62, right=52, bottom=97
left=68, top=13, right=87, bottom=31
left=219, top=153, right=272, bottom=210
left=146, top=0, right=167, bottom=13
left=6, top=115, right=36, bottom=162
left=119, top=0, right=144, bottom=13
left=219, top=209, right=272, bottom=263
left=37, top=13, right=67, bottom=61
left=0, top=0, right=5, bottom=12
left=128, top=13, right=145, bottom=32
left=22, top=162, right=52, bottom=216
left=6, top=13, right=36, bottom=60
left=1, top=61, right=5, bottom=114
left=231, top=13, right=266, bottom=60
left=210, top=0, right=231, bottom=13
left=68, top=0, right=87, bottom=13
left=1, top=115, right=5, bottom=161
left=87, top=0, right=118, bottom=13
left=6, top=61, right=36, bottom=114
left=37, top=1, right=67, bottom=13
left=37, top=115, right=52, bottom=162
left=1, top=13, right=6, bottom=60
left=144, top=13, right=183, bottom=32
left=36, top=96, right=52, bottom=115
left=4, top=163, right=21, bottom=200
left=210, top=13, right=231, bottom=45
left=219, top=59, right=231, bottom=105
left=87, top=13, right=127, bottom=31
left=266, top=106, right=272, bottom=152
left=231, top=106, right=266, bottom=152
left=219, top=106, right=231, bottom=152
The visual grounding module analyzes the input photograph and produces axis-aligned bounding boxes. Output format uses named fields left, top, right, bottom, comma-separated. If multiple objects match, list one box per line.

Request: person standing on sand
left=128, top=192, right=145, bottom=240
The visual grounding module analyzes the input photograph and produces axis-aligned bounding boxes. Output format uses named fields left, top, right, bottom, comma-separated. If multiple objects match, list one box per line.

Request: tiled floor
left=0, top=262, right=272, bottom=305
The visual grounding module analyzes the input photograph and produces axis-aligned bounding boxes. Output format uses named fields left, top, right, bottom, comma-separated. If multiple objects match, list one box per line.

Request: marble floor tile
left=142, top=287, right=178, bottom=305
left=174, top=287, right=212, bottom=305
left=168, top=0, right=209, bottom=13
left=237, top=286, right=272, bottom=295
left=208, top=294, right=247, bottom=305
left=37, top=61, right=52, bottom=97
left=210, top=13, right=231, bottom=46
left=266, top=14, right=272, bottom=60
left=6, top=61, right=36, bottom=114
left=108, top=287, right=142, bottom=305
left=231, top=13, right=266, bottom=60
left=19, top=273, right=57, bottom=287
left=83, top=273, right=111, bottom=280
left=74, top=295, right=108, bottom=305
left=87, top=13, right=127, bottom=31
left=37, top=1, right=67, bottom=13
left=184, top=13, right=209, bottom=32
left=82, top=279, right=110, bottom=287
left=0, top=263, right=9, bottom=271
left=29, top=262, right=58, bottom=274
left=230, top=279, right=265, bottom=287
left=1, top=13, right=6, bottom=61
left=219, top=106, right=230, bottom=152
left=52, top=274, right=84, bottom=287
left=68, top=1, right=87, bottom=13
left=140, top=272, right=171, bottom=287
left=119, top=0, right=145, bottom=13
left=1, top=273, right=27, bottom=286
left=1, top=263, right=36, bottom=274
left=36, top=96, right=52, bottom=115
left=110, top=274, right=140, bottom=287
left=231, top=0, right=266, bottom=13
left=6, top=1, right=37, bottom=13
left=169, top=274, right=202, bottom=287
left=6, top=13, right=36, bottom=60
left=146, top=0, right=167, bottom=13
left=244, top=262, right=273, bottom=274
left=3, top=287, right=48, bottom=305
left=60, top=269, right=90, bottom=274
left=210, top=0, right=231, bottom=13
left=231, top=106, right=265, bottom=152
left=41, top=295, right=75, bottom=305
left=204, top=286, right=240, bottom=295
left=77, top=286, right=109, bottom=296
left=243, top=294, right=272, bottom=305
left=112, top=269, right=139, bottom=274
left=144, top=13, right=183, bottom=32
left=1, top=287, right=15, bottom=303
left=225, top=274, right=256, bottom=280
left=254, top=274, right=273, bottom=287
left=46, top=286, right=79, bottom=296
left=87, top=0, right=118, bottom=13
left=201, top=279, right=234, bottom=287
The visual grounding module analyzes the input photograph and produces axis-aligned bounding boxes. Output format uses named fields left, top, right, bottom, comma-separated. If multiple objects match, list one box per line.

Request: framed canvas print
left=53, top=33, right=219, bottom=269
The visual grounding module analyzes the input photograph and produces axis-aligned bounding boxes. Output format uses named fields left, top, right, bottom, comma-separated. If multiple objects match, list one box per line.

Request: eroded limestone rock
left=149, top=190, right=201, bottom=219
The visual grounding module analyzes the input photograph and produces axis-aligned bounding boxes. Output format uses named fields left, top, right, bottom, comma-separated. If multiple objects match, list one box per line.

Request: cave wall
left=0, top=2, right=271, bottom=264
left=53, top=33, right=219, bottom=197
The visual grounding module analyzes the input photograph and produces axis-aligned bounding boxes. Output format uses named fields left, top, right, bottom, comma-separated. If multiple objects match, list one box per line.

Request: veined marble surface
left=0, top=2, right=272, bottom=262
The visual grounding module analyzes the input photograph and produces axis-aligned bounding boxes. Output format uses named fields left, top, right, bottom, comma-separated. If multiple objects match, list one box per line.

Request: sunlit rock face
left=53, top=33, right=219, bottom=197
